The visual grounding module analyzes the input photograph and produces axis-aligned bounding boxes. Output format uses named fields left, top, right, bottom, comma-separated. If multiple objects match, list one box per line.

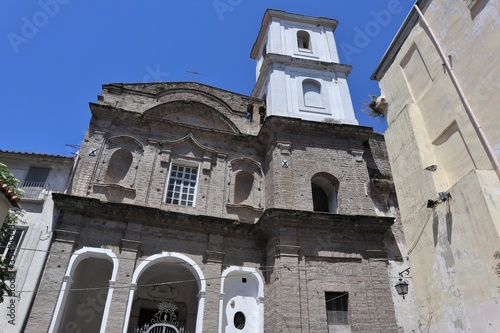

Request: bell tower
left=251, top=10, right=358, bottom=125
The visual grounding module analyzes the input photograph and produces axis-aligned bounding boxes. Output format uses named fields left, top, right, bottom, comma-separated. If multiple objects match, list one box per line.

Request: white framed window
left=297, top=30, right=311, bottom=51
left=0, top=227, right=26, bottom=268
left=165, top=163, right=199, bottom=207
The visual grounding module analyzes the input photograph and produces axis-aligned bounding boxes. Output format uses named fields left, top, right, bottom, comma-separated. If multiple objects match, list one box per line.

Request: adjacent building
left=21, top=10, right=414, bottom=333
left=371, top=0, right=500, bottom=331
left=0, top=150, right=74, bottom=333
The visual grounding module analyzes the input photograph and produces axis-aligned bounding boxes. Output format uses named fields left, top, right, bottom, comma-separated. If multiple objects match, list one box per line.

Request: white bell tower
left=250, top=10, right=358, bottom=125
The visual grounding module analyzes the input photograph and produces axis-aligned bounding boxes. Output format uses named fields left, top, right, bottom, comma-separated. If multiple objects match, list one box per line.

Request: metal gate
left=145, top=323, right=179, bottom=333
left=133, top=302, right=191, bottom=333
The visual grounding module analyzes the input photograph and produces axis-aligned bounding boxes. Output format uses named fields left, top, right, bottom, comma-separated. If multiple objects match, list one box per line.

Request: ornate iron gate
left=133, top=302, right=191, bottom=333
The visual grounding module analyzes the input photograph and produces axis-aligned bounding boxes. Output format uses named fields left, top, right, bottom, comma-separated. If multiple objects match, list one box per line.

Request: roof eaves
left=0, top=150, right=73, bottom=160
left=370, top=6, right=419, bottom=81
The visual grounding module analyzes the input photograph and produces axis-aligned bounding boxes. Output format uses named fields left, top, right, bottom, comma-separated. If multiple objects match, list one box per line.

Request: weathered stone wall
left=70, top=85, right=391, bottom=221
left=26, top=197, right=399, bottom=333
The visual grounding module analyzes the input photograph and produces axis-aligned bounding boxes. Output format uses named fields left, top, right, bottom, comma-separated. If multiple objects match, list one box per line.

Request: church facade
left=25, top=10, right=411, bottom=333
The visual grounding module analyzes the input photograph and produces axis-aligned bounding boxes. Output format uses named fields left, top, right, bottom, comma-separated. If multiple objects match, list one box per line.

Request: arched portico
left=123, top=252, right=206, bottom=333
left=48, top=247, right=118, bottom=333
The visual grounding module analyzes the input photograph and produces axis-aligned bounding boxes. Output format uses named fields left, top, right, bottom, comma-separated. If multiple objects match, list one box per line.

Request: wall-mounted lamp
left=395, top=267, right=410, bottom=299
left=427, top=192, right=451, bottom=208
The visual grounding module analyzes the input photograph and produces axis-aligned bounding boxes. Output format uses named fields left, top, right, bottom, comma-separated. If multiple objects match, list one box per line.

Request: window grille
left=19, top=167, right=50, bottom=199
left=165, top=165, right=198, bottom=207
left=325, top=292, right=349, bottom=327
left=233, top=311, right=246, bottom=330
left=0, top=228, right=26, bottom=268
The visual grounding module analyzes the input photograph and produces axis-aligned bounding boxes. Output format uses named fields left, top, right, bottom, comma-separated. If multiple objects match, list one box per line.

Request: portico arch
left=48, top=247, right=118, bottom=333
left=123, top=252, right=206, bottom=333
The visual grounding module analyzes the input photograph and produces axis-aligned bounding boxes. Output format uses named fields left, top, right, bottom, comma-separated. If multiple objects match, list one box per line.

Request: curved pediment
left=162, top=133, right=217, bottom=155
left=143, top=101, right=239, bottom=134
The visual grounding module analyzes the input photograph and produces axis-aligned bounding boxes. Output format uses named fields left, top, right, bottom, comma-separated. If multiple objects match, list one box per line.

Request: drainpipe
left=414, top=4, right=500, bottom=180
left=64, top=151, right=80, bottom=194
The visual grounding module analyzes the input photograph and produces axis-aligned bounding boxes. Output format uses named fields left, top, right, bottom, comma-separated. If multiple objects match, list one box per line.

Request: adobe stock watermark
left=143, top=64, right=170, bottom=82
left=212, top=0, right=243, bottom=21
left=470, top=67, right=499, bottom=105
left=7, top=0, right=72, bottom=54
left=62, top=289, right=108, bottom=333
left=339, top=0, right=404, bottom=63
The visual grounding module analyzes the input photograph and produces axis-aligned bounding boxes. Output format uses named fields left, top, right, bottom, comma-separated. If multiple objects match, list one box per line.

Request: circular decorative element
left=234, top=311, right=246, bottom=330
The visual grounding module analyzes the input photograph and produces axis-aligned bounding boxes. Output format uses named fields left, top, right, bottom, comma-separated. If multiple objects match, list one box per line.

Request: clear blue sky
left=1, top=1, right=413, bottom=156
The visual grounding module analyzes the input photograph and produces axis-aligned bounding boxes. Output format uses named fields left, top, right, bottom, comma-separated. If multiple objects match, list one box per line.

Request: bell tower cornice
left=251, top=53, right=352, bottom=98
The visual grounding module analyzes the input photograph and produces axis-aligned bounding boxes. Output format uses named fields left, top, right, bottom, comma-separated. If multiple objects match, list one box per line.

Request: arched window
left=311, top=174, right=338, bottom=213
left=303, top=80, right=322, bottom=108
left=234, top=171, right=254, bottom=204
left=105, top=149, right=133, bottom=183
left=297, top=30, right=311, bottom=50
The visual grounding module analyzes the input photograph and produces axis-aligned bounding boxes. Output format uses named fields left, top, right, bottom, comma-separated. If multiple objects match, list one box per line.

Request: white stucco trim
left=122, top=252, right=206, bottom=333
left=218, top=266, right=264, bottom=333
left=48, top=247, right=118, bottom=333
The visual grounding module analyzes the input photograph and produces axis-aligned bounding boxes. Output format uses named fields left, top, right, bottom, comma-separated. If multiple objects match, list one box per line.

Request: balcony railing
left=18, top=181, right=49, bottom=199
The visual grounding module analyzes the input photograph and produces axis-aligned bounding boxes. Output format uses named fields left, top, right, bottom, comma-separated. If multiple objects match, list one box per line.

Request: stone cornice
left=103, top=81, right=262, bottom=103
left=258, top=208, right=394, bottom=236
left=52, top=194, right=393, bottom=238
left=257, top=116, right=374, bottom=145
left=252, top=53, right=352, bottom=97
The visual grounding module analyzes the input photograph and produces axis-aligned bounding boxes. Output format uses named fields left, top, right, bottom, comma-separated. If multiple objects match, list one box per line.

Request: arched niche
left=302, top=79, right=322, bottom=108
left=99, top=136, right=144, bottom=187
left=228, top=158, right=263, bottom=208
left=105, top=149, right=133, bottom=183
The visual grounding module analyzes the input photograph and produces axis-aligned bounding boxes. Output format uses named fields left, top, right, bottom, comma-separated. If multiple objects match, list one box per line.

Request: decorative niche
left=226, top=158, right=264, bottom=223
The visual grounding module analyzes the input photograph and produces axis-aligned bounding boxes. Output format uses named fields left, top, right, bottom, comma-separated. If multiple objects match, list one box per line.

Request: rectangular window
left=165, top=164, right=198, bottom=207
left=325, top=292, right=349, bottom=330
left=0, top=228, right=26, bottom=268
left=20, top=167, right=50, bottom=199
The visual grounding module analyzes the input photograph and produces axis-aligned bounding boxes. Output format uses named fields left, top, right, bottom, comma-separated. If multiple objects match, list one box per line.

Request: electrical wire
left=407, top=207, right=434, bottom=255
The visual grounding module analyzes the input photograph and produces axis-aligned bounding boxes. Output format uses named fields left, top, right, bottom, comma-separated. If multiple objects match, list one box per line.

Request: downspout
left=64, top=151, right=80, bottom=194
left=414, top=4, right=500, bottom=180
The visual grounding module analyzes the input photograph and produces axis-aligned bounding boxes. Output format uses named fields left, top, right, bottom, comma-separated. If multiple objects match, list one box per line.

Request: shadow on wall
left=446, top=201, right=453, bottom=245
left=471, top=0, right=490, bottom=20
left=432, top=201, right=454, bottom=247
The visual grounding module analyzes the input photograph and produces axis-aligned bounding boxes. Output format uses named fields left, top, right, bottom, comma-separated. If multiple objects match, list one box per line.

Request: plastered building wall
left=0, top=152, right=73, bottom=333
left=372, top=0, right=500, bottom=331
